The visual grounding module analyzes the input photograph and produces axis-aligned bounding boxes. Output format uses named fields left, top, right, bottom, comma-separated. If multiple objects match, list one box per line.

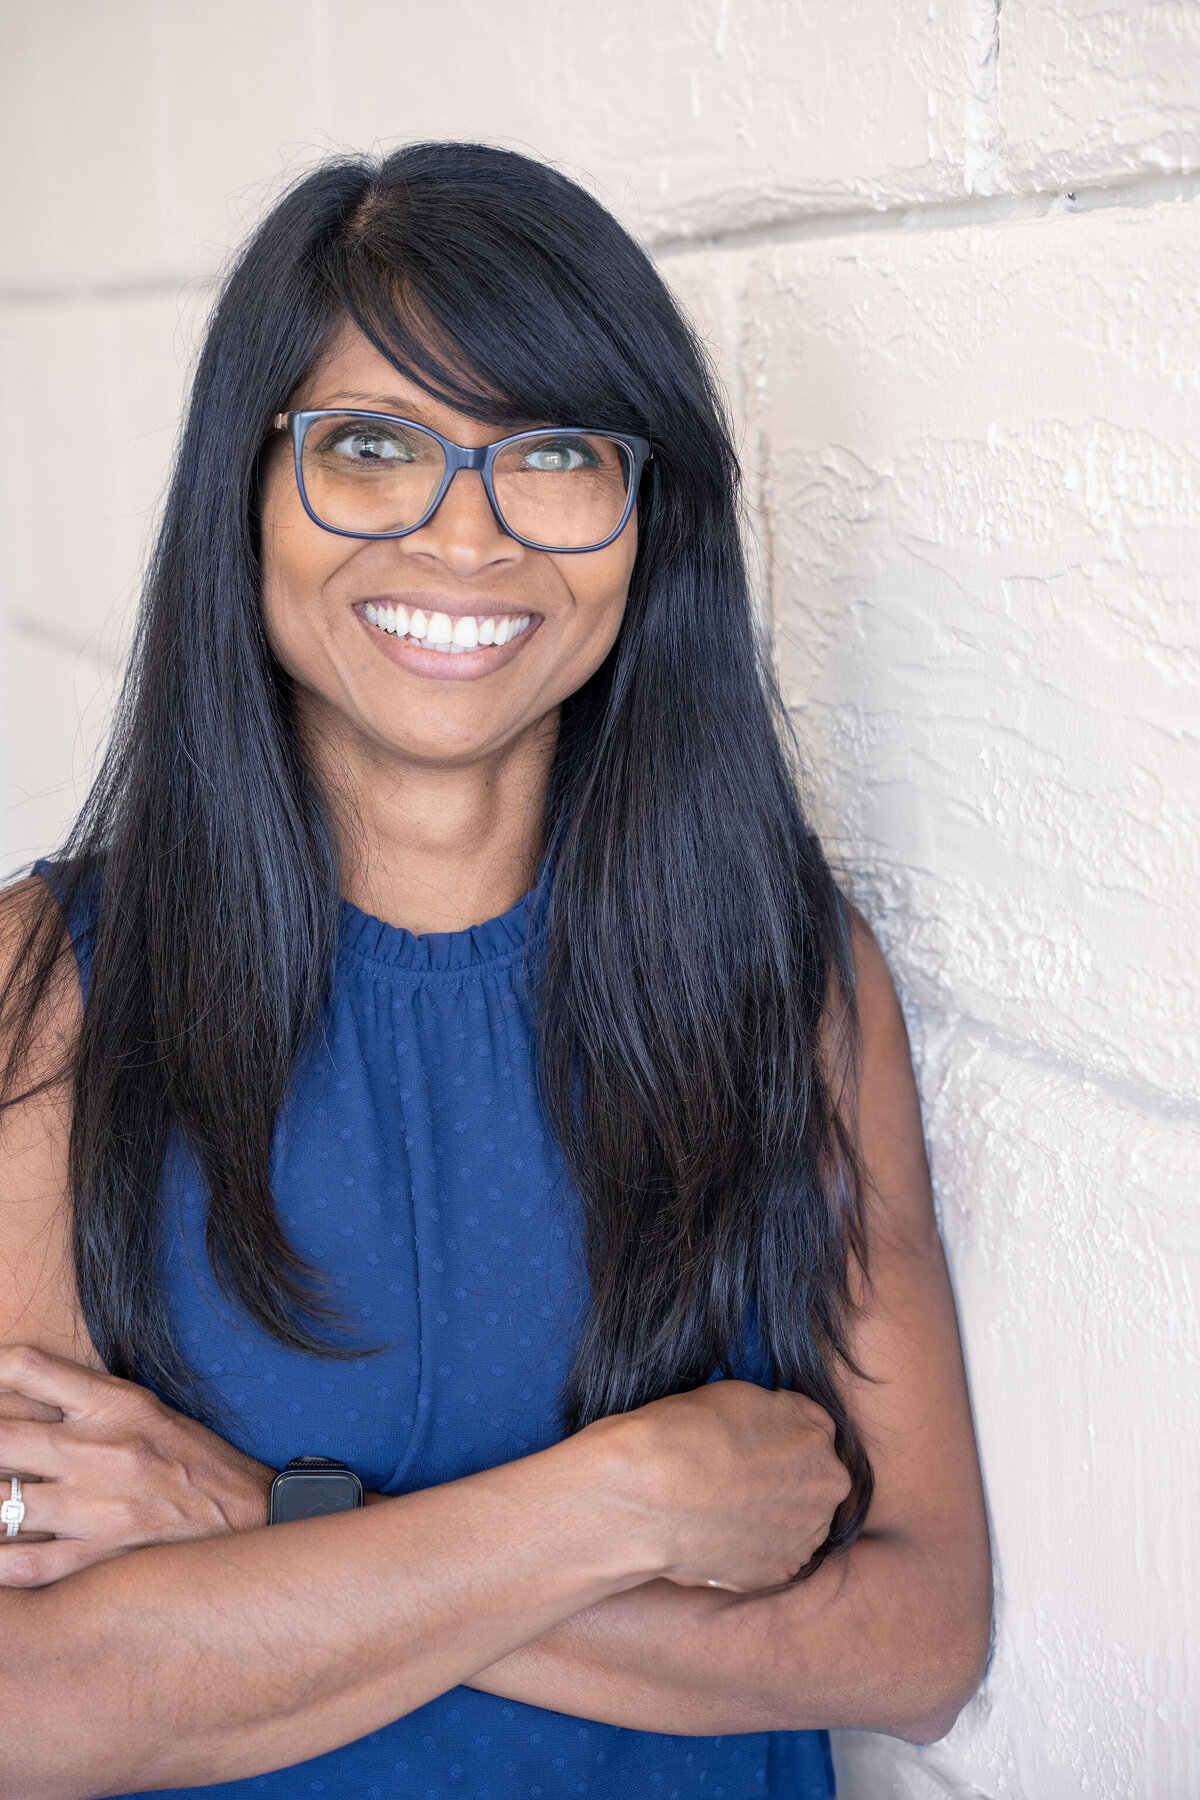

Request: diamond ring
left=1, top=1476, right=24, bottom=1538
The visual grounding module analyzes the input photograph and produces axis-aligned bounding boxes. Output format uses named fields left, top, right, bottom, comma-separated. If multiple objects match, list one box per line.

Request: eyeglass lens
left=299, top=415, right=633, bottom=549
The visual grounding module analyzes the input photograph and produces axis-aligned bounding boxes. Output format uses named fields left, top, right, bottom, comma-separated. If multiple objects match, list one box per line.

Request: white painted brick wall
left=1, top=5, right=1196, bottom=1794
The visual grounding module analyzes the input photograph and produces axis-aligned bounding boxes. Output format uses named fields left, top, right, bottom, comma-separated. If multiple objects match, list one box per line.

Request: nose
left=401, top=466, right=522, bottom=578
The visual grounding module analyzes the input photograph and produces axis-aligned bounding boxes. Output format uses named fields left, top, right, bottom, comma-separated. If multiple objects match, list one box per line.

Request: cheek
left=258, top=470, right=300, bottom=651
left=258, top=480, right=343, bottom=674
left=564, top=528, right=638, bottom=641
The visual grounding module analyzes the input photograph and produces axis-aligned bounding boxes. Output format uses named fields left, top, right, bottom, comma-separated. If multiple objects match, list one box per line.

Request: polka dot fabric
left=41, top=860, right=835, bottom=1800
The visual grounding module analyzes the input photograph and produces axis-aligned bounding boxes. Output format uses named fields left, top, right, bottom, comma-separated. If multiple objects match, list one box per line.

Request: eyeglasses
left=272, top=410, right=651, bottom=553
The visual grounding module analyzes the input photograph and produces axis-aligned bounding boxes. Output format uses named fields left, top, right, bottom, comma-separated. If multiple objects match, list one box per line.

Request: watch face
left=270, top=1470, right=363, bottom=1524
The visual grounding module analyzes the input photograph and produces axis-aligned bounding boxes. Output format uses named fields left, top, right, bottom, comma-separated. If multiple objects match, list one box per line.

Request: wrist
left=230, top=1457, right=275, bottom=1532
left=558, top=1412, right=673, bottom=1586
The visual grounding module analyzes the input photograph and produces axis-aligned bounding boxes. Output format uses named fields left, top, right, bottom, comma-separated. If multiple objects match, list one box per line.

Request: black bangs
left=322, top=144, right=669, bottom=440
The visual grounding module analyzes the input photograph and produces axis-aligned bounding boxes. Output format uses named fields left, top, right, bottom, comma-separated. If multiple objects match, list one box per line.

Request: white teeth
left=364, top=606, right=533, bottom=649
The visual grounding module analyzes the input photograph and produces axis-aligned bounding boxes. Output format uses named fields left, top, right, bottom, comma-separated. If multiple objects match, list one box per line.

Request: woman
left=0, top=144, right=991, bottom=1799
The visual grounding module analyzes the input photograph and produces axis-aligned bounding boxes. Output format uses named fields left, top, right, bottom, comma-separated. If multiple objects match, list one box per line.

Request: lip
left=353, top=602, right=542, bottom=681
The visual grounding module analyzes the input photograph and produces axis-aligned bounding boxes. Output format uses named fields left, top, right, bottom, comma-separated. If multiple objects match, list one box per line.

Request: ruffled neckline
left=338, top=859, right=550, bottom=975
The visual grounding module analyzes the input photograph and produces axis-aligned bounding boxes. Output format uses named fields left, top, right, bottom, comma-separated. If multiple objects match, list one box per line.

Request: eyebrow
left=307, top=391, right=435, bottom=418
left=305, top=391, right=546, bottom=433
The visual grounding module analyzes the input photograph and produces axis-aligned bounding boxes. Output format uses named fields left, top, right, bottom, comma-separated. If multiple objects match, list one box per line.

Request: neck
left=298, top=695, right=559, bottom=936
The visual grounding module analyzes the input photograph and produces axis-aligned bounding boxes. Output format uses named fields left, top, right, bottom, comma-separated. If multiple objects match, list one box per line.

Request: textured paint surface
left=998, top=0, right=1200, bottom=192
left=0, top=5, right=1196, bottom=1795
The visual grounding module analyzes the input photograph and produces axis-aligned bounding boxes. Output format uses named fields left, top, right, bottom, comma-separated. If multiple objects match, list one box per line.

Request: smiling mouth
left=362, top=601, right=535, bottom=654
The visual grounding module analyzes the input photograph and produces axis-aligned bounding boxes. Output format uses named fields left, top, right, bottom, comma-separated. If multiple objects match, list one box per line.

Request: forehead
left=294, top=321, right=529, bottom=444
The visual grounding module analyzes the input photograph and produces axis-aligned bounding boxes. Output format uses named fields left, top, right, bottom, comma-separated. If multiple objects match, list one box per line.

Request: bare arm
left=0, top=884, right=988, bottom=1776
left=0, top=887, right=851, bottom=1795
left=466, top=915, right=994, bottom=1742
left=0, top=1433, right=659, bottom=1796
left=0, top=1375, right=856, bottom=1800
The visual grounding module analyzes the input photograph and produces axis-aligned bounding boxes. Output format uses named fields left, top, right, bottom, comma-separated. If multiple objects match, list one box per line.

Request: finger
left=774, top=1385, right=830, bottom=1417
left=0, top=1477, right=166, bottom=1547
left=666, top=1573, right=740, bottom=1591
left=0, top=1344, right=118, bottom=1422
left=0, top=1533, right=101, bottom=1588
left=0, top=1478, right=76, bottom=1540
left=0, top=1416, right=70, bottom=1479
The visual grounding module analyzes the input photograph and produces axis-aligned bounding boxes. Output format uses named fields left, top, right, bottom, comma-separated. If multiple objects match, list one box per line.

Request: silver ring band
left=1, top=1475, right=24, bottom=1538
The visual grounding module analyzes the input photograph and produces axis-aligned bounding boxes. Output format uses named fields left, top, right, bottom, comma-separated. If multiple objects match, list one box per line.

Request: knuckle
left=117, top=1438, right=157, bottom=1484
left=823, top=1455, right=852, bottom=1500
left=93, top=1433, right=149, bottom=1486
left=118, top=1379, right=158, bottom=1414
left=0, top=1344, right=43, bottom=1382
left=113, top=1495, right=149, bottom=1539
left=100, top=1382, right=146, bottom=1424
left=0, top=1546, right=46, bottom=1587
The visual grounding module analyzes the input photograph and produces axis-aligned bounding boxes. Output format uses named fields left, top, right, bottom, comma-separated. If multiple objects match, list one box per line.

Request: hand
left=0, top=1344, right=276, bottom=1587
left=587, top=1379, right=853, bottom=1594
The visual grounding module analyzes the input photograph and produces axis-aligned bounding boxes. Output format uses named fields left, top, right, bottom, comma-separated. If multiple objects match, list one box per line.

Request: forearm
left=470, top=1528, right=992, bottom=1742
left=2, top=1437, right=653, bottom=1800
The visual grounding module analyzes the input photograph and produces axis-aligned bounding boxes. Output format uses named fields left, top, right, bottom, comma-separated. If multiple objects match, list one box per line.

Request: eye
left=519, top=437, right=602, bottom=474
left=328, top=427, right=411, bottom=465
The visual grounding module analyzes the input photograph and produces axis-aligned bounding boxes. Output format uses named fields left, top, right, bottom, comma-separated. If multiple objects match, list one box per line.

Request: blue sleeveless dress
left=43, top=859, right=836, bottom=1800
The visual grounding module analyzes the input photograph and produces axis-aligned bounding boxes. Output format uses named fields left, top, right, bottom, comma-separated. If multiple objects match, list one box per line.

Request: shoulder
left=827, top=901, right=938, bottom=1264
left=0, top=873, right=83, bottom=1080
left=845, top=905, right=917, bottom=1099
left=822, top=900, right=913, bottom=1104
left=0, top=874, right=93, bottom=1381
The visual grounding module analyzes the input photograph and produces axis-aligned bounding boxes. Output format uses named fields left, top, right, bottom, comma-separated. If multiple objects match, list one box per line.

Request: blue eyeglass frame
left=272, top=410, right=652, bottom=554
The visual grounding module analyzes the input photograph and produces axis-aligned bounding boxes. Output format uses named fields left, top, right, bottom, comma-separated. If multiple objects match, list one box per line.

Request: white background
left=1, top=4, right=1197, bottom=1794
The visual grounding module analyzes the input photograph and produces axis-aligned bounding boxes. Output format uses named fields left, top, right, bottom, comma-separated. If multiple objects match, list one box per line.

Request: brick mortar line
left=9, top=613, right=124, bottom=673
left=650, top=167, right=1200, bottom=259
left=907, top=1007, right=1200, bottom=1132
left=1, top=170, right=1197, bottom=305
left=0, top=273, right=218, bottom=307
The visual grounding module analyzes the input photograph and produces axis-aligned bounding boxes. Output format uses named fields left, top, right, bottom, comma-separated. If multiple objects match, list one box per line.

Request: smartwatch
left=268, top=1455, right=364, bottom=1524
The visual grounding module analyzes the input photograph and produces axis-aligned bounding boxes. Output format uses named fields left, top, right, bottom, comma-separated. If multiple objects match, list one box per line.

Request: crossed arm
left=0, top=914, right=992, bottom=1792
left=471, top=923, right=996, bottom=1729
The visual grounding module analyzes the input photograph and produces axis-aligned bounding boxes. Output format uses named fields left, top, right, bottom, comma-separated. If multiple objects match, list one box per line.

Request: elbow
left=884, top=1533, right=995, bottom=1745
left=893, top=1609, right=993, bottom=1745
left=764, top=1603, right=993, bottom=1742
left=765, top=1534, right=994, bottom=1742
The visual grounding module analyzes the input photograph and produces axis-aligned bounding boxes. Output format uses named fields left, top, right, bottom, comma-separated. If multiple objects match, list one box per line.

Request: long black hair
left=0, top=143, right=873, bottom=1570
